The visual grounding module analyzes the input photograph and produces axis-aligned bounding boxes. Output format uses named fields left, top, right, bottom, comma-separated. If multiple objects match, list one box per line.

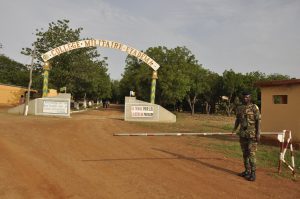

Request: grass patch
left=207, top=141, right=242, bottom=159
left=134, top=112, right=299, bottom=179
left=257, top=145, right=280, bottom=168
left=221, top=124, right=234, bottom=131
left=205, top=139, right=300, bottom=167
left=192, top=137, right=300, bottom=178
left=137, top=112, right=235, bottom=133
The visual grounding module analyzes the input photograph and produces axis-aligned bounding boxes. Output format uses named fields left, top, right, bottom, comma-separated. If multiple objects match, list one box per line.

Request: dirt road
left=0, top=106, right=299, bottom=199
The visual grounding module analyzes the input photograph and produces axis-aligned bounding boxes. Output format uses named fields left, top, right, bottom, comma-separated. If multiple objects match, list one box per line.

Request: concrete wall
left=7, top=100, right=36, bottom=115
left=261, top=84, right=300, bottom=142
left=124, top=97, right=176, bottom=123
left=8, top=93, right=71, bottom=117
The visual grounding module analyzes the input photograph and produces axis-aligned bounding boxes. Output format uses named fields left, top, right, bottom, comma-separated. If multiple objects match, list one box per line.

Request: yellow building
left=0, top=83, right=38, bottom=106
left=0, top=83, right=27, bottom=106
left=256, top=79, right=300, bottom=143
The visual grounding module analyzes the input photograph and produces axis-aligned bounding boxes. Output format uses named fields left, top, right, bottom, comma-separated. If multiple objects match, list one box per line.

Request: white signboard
left=43, top=100, right=68, bottom=114
left=131, top=106, right=154, bottom=117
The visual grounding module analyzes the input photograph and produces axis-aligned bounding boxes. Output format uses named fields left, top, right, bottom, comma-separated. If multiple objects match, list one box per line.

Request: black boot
left=247, top=171, right=256, bottom=181
left=238, top=170, right=250, bottom=178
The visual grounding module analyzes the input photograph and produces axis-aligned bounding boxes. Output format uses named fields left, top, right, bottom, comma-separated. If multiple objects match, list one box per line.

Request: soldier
left=232, top=92, right=261, bottom=181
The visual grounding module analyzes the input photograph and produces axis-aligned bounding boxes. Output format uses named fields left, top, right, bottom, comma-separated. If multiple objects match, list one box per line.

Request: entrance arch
left=41, top=39, right=159, bottom=103
left=42, top=39, right=160, bottom=71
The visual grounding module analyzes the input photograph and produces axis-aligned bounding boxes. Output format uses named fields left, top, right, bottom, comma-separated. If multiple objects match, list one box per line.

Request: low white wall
left=124, top=97, right=176, bottom=123
left=8, top=93, right=71, bottom=117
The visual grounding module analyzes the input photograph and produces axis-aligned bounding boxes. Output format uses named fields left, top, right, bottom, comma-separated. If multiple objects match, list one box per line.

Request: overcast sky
left=0, top=0, right=299, bottom=79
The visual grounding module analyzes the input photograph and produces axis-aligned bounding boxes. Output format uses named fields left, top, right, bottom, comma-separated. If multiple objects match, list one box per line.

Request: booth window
left=273, top=95, right=288, bottom=104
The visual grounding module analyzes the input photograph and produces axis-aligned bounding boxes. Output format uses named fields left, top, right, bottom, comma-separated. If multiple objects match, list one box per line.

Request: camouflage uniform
left=235, top=103, right=260, bottom=173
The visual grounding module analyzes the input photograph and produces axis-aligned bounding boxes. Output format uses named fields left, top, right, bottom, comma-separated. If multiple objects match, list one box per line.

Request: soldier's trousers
left=239, top=137, right=258, bottom=172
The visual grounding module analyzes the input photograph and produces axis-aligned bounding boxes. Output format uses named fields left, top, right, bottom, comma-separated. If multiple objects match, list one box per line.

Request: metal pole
left=113, top=132, right=283, bottom=136
left=278, top=135, right=284, bottom=174
left=114, top=131, right=296, bottom=177
left=114, top=132, right=233, bottom=136
left=24, top=46, right=36, bottom=116
left=150, top=71, right=158, bottom=104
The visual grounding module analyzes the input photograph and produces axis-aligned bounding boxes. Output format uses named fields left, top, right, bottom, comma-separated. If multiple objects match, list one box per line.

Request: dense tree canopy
left=0, top=55, right=28, bottom=87
left=120, top=46, right=195, bottom=107
left=0, top=19, right=292, bottom=115
left=119, top=46, right=291, bottom=115
left=21, top=19, right=111, bottom=100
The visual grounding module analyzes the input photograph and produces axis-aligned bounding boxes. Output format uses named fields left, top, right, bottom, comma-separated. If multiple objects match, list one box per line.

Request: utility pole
left=24, top=46, right=36, bottom=116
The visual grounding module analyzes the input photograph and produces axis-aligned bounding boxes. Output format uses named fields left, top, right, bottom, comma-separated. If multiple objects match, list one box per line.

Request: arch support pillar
left=42, top=62, right=51, bottom=97
left=150, top=71, right=158, bottom=104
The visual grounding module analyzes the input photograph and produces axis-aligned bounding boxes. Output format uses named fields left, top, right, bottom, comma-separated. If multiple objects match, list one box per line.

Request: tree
left=202, top=71, right=222, bottom=114
left=241, top=71, right=266, bottom=105
left=185, top=64, right=210, bottom=115
left=120, top=46, right=193, bottom=109
left=266, top=73, right=290, bottom=80
left=0, top=55, right=28, bottom=86
left=147, top=46, right=191, bottom=107
left=221, top=69, right=244, bottom=116
left=111, top=80, right=121, bottom=104
left=119, top=54, right=152, bottom=102
left=21, top=19, right=111, bottom=100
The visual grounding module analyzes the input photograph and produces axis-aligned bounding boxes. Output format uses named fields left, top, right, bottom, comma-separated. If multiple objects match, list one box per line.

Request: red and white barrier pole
left=114, top=131, right=296, bottom=177
left=290, top=142, right=296, bottom=177
left=113, top=132, right=282, bottom=136
left=113, top=132, right=234, bottom=136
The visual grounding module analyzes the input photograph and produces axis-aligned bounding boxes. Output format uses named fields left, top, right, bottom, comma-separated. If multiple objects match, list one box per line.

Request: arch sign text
left=41, top=39, right=160, bottom=71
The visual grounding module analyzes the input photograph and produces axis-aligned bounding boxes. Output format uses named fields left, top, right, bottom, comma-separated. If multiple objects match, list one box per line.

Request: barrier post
left=278, top=130, right=285, bottom=174
left=277, top=130, right=296, bottom=177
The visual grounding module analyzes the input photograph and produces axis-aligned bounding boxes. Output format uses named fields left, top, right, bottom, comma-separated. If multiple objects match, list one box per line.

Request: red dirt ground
left=0, top=106, right=299, bottom=199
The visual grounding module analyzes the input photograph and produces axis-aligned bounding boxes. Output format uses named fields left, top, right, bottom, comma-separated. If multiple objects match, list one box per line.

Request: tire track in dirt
left=0, top=139, right=66, bottom=199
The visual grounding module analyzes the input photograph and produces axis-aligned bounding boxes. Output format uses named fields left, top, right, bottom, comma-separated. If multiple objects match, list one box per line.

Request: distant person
left=83, top=100, right=87, bottom=109
left=103, top=99, right=106, bottom=108
left=232, top=92, right=261, bottom=181
left=74, top=102, right=79, bottom=110
left=19, top=95, right=25, bottom=104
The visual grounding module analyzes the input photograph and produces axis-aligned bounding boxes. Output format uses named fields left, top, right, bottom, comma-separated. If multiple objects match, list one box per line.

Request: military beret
left=242, top=91, right=251, bottom=96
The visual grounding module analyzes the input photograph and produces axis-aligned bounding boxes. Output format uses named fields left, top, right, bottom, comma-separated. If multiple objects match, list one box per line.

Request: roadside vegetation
left=137, top=112, right=300, bottom=180
left=1, top=19, right=298, bottom=178
left=1, top=19, right=292, bottom=115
